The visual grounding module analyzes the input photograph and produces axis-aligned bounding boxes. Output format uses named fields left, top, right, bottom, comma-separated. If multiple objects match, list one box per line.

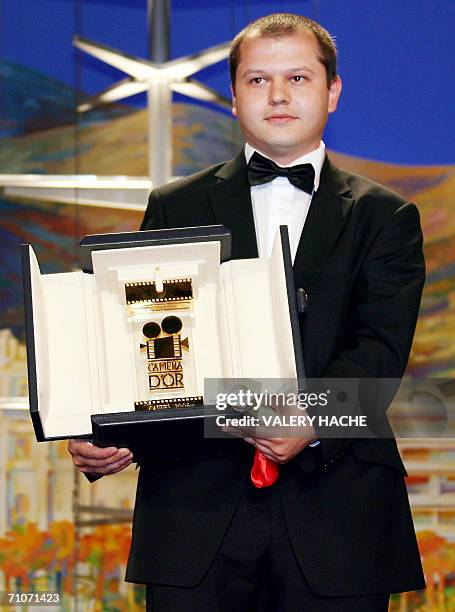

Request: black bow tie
left=247, top=151, right=315, bottom=194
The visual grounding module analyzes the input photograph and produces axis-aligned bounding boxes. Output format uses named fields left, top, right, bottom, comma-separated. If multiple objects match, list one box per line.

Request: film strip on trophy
left=125, top=275, right=203, bottom=411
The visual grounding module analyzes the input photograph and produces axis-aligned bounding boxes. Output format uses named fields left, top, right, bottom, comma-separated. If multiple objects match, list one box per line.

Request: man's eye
left=291, top=75, right=305, bottom=82
left=250, top=77, right=264, bottom=84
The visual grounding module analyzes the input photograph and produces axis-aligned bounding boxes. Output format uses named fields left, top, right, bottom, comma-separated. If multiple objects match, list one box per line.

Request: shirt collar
left=244, top=141, right=325, bottom=192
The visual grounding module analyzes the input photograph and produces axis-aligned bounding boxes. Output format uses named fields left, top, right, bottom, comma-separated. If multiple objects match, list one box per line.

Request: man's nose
left=268, top=79, right=290, bottom=105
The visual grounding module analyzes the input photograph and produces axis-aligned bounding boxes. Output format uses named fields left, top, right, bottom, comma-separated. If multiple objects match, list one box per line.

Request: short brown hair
left=229, top=13, right=337, bottom=89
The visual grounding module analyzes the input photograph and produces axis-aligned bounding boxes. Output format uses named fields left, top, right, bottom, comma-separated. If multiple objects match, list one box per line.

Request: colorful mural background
left=0, top=410, right=143, bottom=610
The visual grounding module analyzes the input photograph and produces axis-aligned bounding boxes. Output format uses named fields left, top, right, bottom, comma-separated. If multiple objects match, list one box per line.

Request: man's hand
left=222, top=401, right=317, bottom=464
left=67, top=439, right=133, bottom=476
left=222, top=414, right=317, bottom=464
left=242, top=436, right=316, bottom=464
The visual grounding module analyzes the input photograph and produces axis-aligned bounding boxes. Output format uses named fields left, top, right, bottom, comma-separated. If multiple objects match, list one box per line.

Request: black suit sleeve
left=140, top=189, right=168, bottom=231
left=313, top=201, right=425, bottom=465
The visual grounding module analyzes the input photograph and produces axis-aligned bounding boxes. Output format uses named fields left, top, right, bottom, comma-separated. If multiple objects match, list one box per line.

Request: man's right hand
left=67, top=439, right=133, bottom=476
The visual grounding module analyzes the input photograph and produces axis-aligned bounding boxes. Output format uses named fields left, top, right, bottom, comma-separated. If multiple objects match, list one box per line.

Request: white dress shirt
left=245, top=141, right=326, bottom=262
left=246, top=142, right=325, bottom=447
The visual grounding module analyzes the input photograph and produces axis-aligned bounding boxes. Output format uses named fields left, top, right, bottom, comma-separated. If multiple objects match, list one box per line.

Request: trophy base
left=135, top=396, right=204, bottom=411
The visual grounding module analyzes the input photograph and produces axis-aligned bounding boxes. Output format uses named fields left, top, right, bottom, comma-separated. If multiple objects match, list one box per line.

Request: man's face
left=231, top=31, right=342, bottom=164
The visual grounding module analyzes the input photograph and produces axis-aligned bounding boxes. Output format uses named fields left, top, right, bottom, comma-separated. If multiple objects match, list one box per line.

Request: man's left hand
left=222, top=402, right=317, bottom=463
left=222, top=420, right=317, bottom=463
left=243, top=435, right=316, bottom=464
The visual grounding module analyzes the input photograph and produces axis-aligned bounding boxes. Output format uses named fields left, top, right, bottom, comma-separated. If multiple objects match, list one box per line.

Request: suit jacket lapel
left=206, top=153, right=353, bottom=278
left=293, top=157, right=353, bottom=290
left=207, top=153, right=259, bottom=260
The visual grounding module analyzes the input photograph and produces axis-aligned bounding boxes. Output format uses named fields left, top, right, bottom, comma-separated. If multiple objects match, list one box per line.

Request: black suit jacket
left=126, top=153, right=426, bottom=596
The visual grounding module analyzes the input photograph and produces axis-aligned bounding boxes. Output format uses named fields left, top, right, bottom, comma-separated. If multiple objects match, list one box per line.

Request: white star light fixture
left=73, top=35, right=231, bottom=187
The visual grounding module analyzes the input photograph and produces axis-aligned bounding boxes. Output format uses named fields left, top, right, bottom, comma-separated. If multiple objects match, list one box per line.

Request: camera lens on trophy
left=143, top=322, right=161, bottom=338
left=161, top=316, right=183, bottom=335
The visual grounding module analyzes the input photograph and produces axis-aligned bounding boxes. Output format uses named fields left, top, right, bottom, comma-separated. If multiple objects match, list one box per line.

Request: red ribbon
left=250, top=448, right=279, bottom=488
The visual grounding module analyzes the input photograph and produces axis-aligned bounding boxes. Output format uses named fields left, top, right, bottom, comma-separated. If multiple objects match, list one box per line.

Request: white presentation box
left=22, top=225, right=305, bottom=454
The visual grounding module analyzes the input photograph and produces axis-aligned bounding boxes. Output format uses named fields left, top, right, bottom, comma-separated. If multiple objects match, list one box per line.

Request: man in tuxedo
left=68, top=13, right=425, bottom=611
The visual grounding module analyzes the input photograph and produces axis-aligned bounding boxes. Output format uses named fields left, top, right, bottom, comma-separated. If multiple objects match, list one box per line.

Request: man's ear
left=230, top=83, right=237, bottom=117
left=328, top=75, right=342, bottom=114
